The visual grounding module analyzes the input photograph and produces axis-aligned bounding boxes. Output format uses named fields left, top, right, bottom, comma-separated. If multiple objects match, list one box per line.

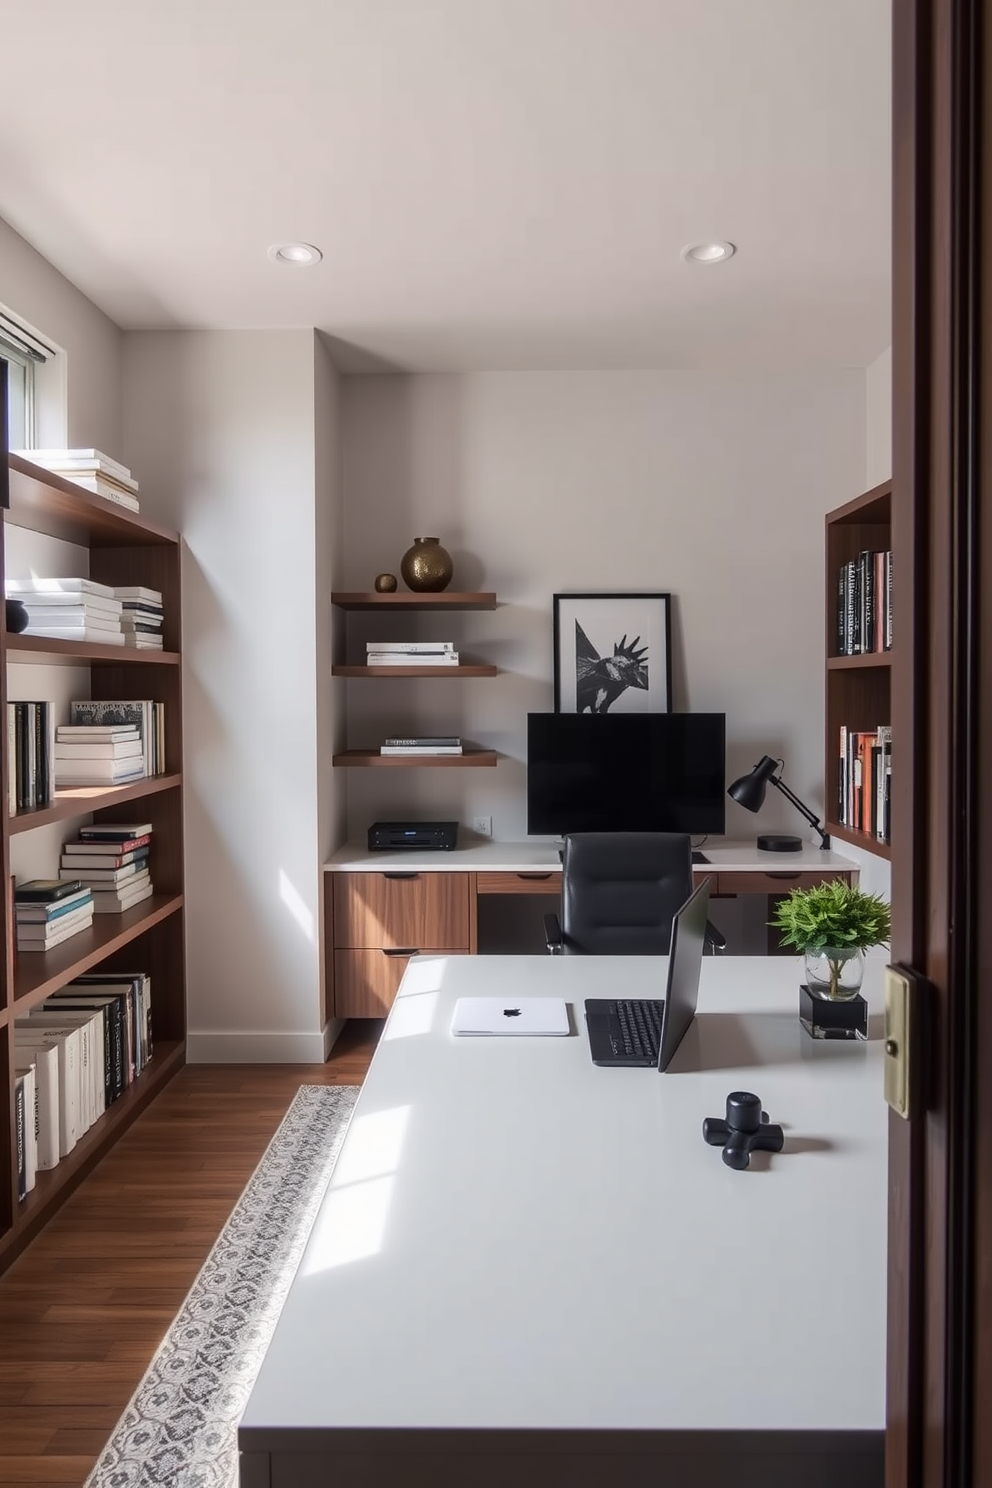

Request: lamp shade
left=727, top=755, right=780, bottom=813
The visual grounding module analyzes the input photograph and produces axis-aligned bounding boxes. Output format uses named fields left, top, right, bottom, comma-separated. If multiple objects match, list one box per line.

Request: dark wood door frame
left=890, top=1, right=987, bottom=1484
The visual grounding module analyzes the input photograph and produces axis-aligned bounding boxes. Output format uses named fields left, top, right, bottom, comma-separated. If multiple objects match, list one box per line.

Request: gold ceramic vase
left=400, top=537, right=453, bottom=593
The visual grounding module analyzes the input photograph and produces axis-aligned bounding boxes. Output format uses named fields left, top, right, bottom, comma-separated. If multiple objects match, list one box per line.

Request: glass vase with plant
left=769, top=880, right=891, bottom=1000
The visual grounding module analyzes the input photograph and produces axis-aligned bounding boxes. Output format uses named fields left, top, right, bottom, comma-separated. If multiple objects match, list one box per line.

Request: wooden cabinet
left=0, top=454, right=186, bottom=1273
left=330, top=591, right=499, bottom=767
left=329, top=872, right=474, bottom=1017
left=824, top=481, right=892, bottom=860
left=476, top=871, right=562, bottom=895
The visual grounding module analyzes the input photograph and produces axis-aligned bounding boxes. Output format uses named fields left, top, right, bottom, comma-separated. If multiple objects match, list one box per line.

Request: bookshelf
left=0, top=454, right=186, bottom=1271
left=824, top=479, right=892, bottom=860
left=330, top=590, right=499, bottom=766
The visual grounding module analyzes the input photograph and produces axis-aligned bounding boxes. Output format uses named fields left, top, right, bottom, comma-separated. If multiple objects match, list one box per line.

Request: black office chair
left=543, top=832, right=726, bottom=955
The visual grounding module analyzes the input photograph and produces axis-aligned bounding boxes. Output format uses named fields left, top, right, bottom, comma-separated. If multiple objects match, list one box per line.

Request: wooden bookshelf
left=332, top=749, right=499, bottom=768
left=824, top=479, right=892, bottom=860
left=331, top=591, right=497, bottom=611
left=332, top=664, right=497, bottom=678
left=0, top=453, right=187, bottom=1272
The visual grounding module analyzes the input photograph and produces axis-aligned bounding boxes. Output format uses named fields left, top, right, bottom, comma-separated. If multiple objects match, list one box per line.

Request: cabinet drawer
left=332, top=871, right=471, bottom=949
left=476, top=870, right=561, bottom=896
left=716, top=869, right=854, bottom=897
left=333, top=948, right=468, bottom=1019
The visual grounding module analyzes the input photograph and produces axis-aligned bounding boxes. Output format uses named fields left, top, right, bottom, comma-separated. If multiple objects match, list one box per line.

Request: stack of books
left=18, top=449, right=140, bottom=511
left=14, top=879, right=94, bottom=953
left=5, top=577, right=124, bottom=645
left=5, top=700, right=54, bottom=811
left=115, top=585, right=164, bottom=650
left=380, top=736, right=463, bottom=756
left=54, top=724, right=145, bottom=788
left=59, top=822, right=154, bottom=913
left=366, top=641, right=460, bottom=666
left=69, top=699, right=164, bottom=776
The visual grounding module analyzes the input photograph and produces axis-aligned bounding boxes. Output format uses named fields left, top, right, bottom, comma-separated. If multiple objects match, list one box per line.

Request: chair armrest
left=704, top=919, right=727, bottom=955
left=544, top=913, right=564, bottom=955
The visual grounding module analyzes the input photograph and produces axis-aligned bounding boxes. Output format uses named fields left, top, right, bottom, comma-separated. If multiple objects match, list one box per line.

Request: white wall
left=122, top=329, right=334, bottom=1060
left=0, top=214, right=122, bottom=452
left=866, top=345, right=892, bottom=491
left=338, top=372, right=866, bottom=848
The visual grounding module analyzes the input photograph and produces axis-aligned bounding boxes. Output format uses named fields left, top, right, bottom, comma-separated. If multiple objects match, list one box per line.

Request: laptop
left=583, top=878, right=710, bottom=1069
left=451, top=997, right=570, bottom=1036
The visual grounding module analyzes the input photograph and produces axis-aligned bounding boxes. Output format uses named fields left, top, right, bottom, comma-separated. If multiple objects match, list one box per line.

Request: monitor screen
left=526, top=712, right=727, bottom=836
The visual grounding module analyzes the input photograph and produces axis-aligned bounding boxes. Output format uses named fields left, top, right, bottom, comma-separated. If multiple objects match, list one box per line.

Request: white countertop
left=324, top=838, right=859, bottom=875
left=241, top=954, right=886, bottom=1439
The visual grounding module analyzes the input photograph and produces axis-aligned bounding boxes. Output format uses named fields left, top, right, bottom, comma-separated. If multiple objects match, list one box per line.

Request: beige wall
left=338, top=371, right=866, bottom=849
left=122, top=329, right=336, bottom=1061
left=866, top=345, right=892, bottom=488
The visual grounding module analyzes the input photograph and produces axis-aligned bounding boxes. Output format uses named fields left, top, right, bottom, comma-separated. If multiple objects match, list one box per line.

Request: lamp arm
left=768, top=774, right=831, bottom=849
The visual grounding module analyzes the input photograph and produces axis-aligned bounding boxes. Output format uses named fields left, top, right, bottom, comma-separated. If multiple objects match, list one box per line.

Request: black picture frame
left=553, top=591, right=673, bottom=713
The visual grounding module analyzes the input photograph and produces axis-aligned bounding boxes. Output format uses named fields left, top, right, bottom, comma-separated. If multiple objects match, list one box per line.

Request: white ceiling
left=0, top=0, right=891, bottom=372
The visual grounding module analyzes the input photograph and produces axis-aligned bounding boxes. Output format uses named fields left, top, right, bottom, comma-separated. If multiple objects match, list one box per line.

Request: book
left=15, top=448, right=135, bottom=484
left=91, top=881, right=154, bottom=914
left=5, top=576, right=116, bottom=599
left=56, top=725, right=140, bottom=738
left=78, top=821, right=153, bottom=840
left=55, top=740, right=144, bottom=759
left=26, top=627, right=126, bottom=644
left=15, top=888, right=93, bottom=921
left=379, top=745, right=464, bottom=755
left=15, top=878, right=86, bottom=903
left=13, top=1038, right=59, bottom=1169
left=17, top=903, right=95, bottom=942
left=43, top=991, right=128, bottom=1105
left=16, top=1064, right=38, bottom=1193
left=114, top=586, right=162, bottom=604
left=120, top=620, right=163, bottom=633
left=55, top=762, right=145, bottom=784
left=24, top=608, right=122, bottom=631
left=14, top=1074, right=26, bottom=1201
left=382, top=736, right=461, bottom=747
left=72, top=973, right=151, bottom=1074
left=66, top=831, right=151, bottom=853
left=12, top=591, right=122, bottom=613
left=367, top=653, right=460, bottom=666
left=69, top=700, right=159, bottom=775
left=63, top=474, right=140, bottom=509
left=60, top=862, right=149, bottom=887
left=23, top=1011, right=104, bottom=1129
left=60, top=847, right=149, bottom=871
left=14, top=1022, right=81, bottom=1154
left=365, top=641, right=455, bottom=653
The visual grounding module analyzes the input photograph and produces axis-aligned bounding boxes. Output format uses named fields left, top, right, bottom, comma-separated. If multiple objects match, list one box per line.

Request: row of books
left=6, top=577, right=164, bottom=649
left=836, top=549, right=893, bottom=655
left=14, top=971, right=153, bottom=1197
left=14, top=823, right=155, bottom=949
left=366, top=641, right=460, bottom=667
left=379, top=736, right=463, bottom=756
left=5, top=701, right=166, bottom=809
left=14, top=447, right=141, bottom=511
left=838, top=725, right=891, bottom=843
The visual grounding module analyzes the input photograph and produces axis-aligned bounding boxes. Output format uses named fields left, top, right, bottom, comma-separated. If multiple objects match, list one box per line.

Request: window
left=0, top=308, right=57, bottom=451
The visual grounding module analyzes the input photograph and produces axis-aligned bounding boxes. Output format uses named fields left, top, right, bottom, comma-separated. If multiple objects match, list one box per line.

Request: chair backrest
left=558, top=832, right=693, bottom=956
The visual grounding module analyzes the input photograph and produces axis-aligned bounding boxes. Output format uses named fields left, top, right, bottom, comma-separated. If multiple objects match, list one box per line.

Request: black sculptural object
left=702, top=1091, right=785, bottom=1170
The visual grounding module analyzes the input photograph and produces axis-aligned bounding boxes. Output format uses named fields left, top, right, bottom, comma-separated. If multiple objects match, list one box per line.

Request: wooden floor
left=0, top=1021, right=381, bottom=1488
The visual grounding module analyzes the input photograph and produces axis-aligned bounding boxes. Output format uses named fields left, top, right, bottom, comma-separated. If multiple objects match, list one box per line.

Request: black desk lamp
left=727, top=755, right=830, bottom=852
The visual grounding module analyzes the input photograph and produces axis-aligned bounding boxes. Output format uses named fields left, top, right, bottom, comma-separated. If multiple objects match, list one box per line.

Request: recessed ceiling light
left=267, top=242, right=323, bottom=267
left=680, top=241, right=736, bottom=265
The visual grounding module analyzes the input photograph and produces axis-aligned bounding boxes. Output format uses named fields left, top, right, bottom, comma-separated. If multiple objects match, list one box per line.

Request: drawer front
left=333, top=948, right=467, bottom=1019
left=476, top=870, right=562, bottom=896
left=716, top=868, right=854, bottom=897
left=333, top=871, right=471, bottom=949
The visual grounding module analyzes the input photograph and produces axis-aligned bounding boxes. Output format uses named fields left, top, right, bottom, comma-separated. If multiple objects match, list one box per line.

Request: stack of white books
left=17, top=449, right=140, bottom=511
left=114, top=585, right=164, bottom=649
left=366, top=641, right=460, bottom=666
left=54, top=725, right=146, bottom=787
left=14, top=880, right=95, bottom=953
left=5, top=577, right=124, bottom=644
left=380, top=736, right=463, bottom=756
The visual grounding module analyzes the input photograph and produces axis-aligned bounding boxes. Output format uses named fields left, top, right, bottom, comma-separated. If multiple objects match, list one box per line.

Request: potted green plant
left=769, top=880, right=891, bottom=1000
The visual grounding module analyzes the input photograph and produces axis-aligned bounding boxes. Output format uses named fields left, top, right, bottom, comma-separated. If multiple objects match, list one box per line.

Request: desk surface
left=324, top=838, right=859, bottom=874
left=241, top=955, right=886, bottom=1445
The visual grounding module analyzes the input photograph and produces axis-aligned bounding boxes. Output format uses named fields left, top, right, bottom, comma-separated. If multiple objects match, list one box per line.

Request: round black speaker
left=5, top=598, right=29, bottom=634
left=756, top=833, right=803, bottom=852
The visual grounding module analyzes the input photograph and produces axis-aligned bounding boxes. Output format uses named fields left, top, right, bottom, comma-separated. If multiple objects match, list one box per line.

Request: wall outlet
left=472, top=815, right=493, bottom=838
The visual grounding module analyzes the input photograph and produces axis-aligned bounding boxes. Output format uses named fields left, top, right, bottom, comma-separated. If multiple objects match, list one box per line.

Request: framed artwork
left=553, top=591, right=672, bottom=713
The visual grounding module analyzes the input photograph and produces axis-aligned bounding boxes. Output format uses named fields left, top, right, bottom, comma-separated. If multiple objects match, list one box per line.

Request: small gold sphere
left=374, top=573, right=398, bottom=593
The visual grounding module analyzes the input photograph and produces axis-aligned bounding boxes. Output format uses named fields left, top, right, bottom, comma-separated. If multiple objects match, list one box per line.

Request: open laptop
left=583, top=878, right=710, bottom=1069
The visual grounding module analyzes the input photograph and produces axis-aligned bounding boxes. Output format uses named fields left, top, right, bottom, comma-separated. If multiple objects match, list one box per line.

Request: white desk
left=240, top=956, right=886, bottom=1488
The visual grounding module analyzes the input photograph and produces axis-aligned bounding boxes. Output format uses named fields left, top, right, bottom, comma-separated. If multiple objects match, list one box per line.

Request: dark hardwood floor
left=0, top=1020, right=381, bottom=1488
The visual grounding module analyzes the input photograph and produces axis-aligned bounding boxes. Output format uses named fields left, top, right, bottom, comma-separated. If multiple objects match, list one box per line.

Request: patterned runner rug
left=84, top=1082, right=360, bottom=1488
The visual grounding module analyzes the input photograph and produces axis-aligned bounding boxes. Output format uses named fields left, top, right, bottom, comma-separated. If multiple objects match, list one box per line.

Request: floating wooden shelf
left=5, top=634, right=179, bottom=665
left=332, top=749, right=498, bottom=768
left=6, top=454, right=178, bottom=546
left=827, top=653, right=893, bottom=671
left=826, top=823, right=892, bottom=861
left=8, top=774, right=182, bottom=835
left=331, top=591, right=497, bottom=611
left=6, top=894, right=185, bottom=1015
left=332, top=664, right=498, bottom=678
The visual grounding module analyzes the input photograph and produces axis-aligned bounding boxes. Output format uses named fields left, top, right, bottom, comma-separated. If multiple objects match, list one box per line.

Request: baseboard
left=186, top=1030, right=331, bottom=1064
left=323, top=1017, right=345, bottom=1059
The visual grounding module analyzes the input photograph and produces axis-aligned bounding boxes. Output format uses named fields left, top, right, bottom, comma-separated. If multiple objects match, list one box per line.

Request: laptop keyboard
left=610, top=999, right=664, bottom=1060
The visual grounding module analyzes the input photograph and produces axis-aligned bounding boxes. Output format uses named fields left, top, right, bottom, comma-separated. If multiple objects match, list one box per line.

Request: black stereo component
left=367, top=820, right=459, bottom=852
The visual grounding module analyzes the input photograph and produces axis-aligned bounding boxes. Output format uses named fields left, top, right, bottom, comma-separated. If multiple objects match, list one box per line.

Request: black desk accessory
left=702, top=1091, right=784, bottom=1170
left=4, top=598, right=28, bottom=633
left=367, top=821, right=458, bottom=851
left=799, top=984, right=868, bottom=1040
left=727, top=754, right=830, bottom=851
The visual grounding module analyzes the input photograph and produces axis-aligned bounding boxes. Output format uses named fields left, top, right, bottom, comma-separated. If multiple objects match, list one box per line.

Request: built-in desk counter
left=323, top=841, right=859, bottom=1018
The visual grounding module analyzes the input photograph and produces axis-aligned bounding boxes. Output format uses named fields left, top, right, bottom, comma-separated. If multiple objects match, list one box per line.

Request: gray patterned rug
left=84, top=1083, right=360, bottom=1488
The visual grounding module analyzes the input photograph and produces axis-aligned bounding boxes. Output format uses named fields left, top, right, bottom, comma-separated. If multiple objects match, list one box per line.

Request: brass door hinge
left=884, top=964, right=928, bottom=1119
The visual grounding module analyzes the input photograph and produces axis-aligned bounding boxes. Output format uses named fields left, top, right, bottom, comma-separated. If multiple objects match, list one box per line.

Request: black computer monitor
left=526, top=712, right=726, bottom=836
